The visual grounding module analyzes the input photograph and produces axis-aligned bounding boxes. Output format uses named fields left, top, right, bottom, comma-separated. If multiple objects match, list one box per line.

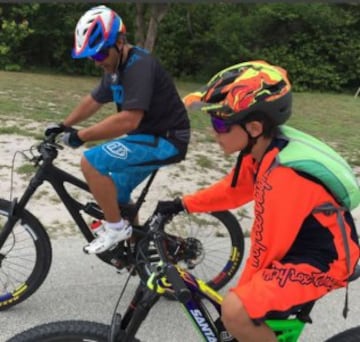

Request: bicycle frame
left=164, top=266, right=308, bottom=342
left=117, top=263, right=309, bottom=342
left=0, top=141, right=158, bottom=250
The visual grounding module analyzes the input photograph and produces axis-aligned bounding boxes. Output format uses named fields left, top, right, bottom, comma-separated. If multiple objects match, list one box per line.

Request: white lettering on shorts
left=103, top=142, right=131, bottom=159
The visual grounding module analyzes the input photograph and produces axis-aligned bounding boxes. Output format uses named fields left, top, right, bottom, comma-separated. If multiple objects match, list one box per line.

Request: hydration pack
left=275, top=125, right=360, bottom=210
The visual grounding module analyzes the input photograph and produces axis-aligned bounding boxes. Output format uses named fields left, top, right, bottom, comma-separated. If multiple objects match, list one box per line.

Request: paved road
left=1, top=236, right=360, bottom=342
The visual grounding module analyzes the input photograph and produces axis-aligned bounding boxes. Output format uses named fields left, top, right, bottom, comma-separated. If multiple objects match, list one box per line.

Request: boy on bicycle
left=157, top=61, right=360, bottom=341
left=45, top=6, right=190, bottom=254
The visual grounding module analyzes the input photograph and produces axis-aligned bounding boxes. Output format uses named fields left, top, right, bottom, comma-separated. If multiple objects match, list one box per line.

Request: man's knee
left=81, top=156, right=95, bottom=175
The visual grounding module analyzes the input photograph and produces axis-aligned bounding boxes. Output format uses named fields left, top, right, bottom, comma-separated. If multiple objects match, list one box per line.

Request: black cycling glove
left=44, top=123, right=66, bottom=137
left=62, top=127, right=84, bottom=148
left=156, top=197, right=185, bottom=216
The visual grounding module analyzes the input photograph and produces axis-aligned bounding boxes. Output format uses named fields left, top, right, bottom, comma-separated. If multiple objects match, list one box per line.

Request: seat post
left=133, top=169, right=159, bottom=213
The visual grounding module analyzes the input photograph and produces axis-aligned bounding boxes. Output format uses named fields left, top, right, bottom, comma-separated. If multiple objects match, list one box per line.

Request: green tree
left=0, top=4, right=37, bottom=70
left=0, top=3, right=359, bottom=91
left=135, top=3, right=170, bottom=52
left=210, top=3, right=360, bottom=91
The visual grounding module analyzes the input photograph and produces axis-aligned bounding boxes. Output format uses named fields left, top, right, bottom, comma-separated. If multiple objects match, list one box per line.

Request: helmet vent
left=205, top=72, right=240, bottom=104
left=266, top=80, right=286, bottom=94
left=90, top=31, right=103, bottom=48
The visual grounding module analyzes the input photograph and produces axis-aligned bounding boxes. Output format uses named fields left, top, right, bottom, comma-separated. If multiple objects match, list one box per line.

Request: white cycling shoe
left=84, top=223, right=132, bottom=254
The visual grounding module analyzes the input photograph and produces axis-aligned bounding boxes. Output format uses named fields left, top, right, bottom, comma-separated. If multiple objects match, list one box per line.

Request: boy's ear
left=245, top=121, right=263, bottom=138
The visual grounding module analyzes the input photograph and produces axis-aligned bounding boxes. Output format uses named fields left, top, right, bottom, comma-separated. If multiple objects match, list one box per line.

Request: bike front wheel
left=325, top=326, right=360, bottom=341
left=0, top=199, right=52, bottom=310
left=7, top=321, right=109, bottom=342
left=163, top=210, right=245, bottom=290
left=7, top=320, right=141, bottom=342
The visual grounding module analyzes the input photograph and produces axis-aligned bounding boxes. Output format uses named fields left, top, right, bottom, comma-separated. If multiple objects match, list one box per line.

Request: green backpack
left=273, top=126, right=359, bottom=318
left=276, top=125, right=360, bottom=211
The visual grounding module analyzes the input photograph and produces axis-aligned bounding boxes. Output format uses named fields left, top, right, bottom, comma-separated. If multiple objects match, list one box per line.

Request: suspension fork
left=0, top=164, right=48, bottom=247
left=116, top=283, right=160, bottom=341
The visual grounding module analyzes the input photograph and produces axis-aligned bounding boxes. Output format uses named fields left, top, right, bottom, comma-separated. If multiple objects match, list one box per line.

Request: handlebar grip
left=165, top=264, right=191, bottom=304
left=45, top=133, right=58, bottom=143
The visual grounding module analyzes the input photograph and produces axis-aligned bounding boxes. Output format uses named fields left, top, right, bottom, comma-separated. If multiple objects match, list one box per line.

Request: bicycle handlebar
left=27, top=134, right=64, bottom=165
left=42, top=133, right=64, bottom=150
left=149, top=212, right=192, bottom=304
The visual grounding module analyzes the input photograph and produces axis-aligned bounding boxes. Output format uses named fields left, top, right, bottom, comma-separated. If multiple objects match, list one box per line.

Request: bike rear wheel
left=153, top=210, right=244, bottom=290
left=0, top=199, right=52, bottom=310
left=325, top=326, right=360, bottom=341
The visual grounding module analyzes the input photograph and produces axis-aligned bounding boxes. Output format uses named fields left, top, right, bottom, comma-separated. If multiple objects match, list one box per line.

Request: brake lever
left=46, top=140, right=64, bottom=150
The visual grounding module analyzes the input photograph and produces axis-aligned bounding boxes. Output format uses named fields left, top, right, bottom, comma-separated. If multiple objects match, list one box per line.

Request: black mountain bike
left=0, top=135, right=245, bottom=310
left=7, top=211, right=360, bottom=342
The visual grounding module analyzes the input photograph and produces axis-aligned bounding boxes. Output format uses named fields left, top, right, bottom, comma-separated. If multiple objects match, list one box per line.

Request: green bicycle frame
left=267, top=319, right=306, bottom=342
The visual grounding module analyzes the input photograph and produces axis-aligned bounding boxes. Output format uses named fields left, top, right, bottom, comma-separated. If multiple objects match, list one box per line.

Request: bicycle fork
left=0, top=171, right=45, bottom=247
left=109, top=282, right=160, bottom=342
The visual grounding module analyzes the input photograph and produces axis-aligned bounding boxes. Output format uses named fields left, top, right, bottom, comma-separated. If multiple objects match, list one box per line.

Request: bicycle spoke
left=0, top=219, right=37, bottom=296
left=162, top=211, right=243, bottom=288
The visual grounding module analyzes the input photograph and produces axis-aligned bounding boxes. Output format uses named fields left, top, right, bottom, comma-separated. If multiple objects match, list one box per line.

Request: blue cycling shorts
left=84, top=134, right=179, bottom=204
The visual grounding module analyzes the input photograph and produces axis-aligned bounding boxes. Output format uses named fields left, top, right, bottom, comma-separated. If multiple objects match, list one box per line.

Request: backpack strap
left=312, top=203, right=351, bottom=318
left=270, top=154, right=354, bottom=317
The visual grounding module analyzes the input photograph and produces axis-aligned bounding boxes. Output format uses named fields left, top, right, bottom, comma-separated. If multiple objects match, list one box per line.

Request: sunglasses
left=89, top=48, right=110, bottom=62
left=210, top=115, right=232, bottom=134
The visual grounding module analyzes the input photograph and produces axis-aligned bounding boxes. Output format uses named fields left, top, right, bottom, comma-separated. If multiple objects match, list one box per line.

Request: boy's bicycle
left=0, top=135, right=245, bottom=310
left=7, top=210, right=360, bottom=342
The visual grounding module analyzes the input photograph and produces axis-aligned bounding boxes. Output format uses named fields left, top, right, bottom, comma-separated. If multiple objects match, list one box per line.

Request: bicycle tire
left=141, top=210, right=245, bottom=291
left=325, top=326, right=360, bottom=342
left=7, top=320, right=142, bottom=342
left=7, top=320, right=109, bottom=342
left=0, top=198, right=52, bottom=310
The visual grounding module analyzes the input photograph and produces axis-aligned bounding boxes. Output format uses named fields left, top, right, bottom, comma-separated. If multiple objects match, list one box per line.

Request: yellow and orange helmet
left=202, top=60, right=292, bottom=125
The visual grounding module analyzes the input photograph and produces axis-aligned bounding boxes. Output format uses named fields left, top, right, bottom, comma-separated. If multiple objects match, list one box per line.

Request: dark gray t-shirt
left=91, top=47, right=190, bottom=139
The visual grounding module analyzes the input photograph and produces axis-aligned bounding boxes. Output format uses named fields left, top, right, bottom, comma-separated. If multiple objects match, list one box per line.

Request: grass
left=290, top=93, right=360, bottom=165
left=0, top=70, right=359, bottom=166
left=193, top=154, right=214, bottom=169
left=0, top=126, right=37, bottom=137
left=179, top=81, right=360, bottom=166
left=16, top=164, right=35, bottom=174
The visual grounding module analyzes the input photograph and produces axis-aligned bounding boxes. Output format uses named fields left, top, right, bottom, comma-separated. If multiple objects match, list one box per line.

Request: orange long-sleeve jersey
left=183, top=143, right=360, bottom=286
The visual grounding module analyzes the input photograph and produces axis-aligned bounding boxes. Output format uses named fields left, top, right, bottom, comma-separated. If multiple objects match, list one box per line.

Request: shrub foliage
left=1, top=3, right=359, bottom=91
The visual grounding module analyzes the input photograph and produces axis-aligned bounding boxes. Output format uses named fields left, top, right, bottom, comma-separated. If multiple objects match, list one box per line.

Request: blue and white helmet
left=72, top=5, right=126, bottom=59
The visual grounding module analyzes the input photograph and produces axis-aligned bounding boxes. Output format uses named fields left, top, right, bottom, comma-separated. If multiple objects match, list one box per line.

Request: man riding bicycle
left=45, top=5, right=190, bottom=254
left=157, top=61, right=360, bottom=341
